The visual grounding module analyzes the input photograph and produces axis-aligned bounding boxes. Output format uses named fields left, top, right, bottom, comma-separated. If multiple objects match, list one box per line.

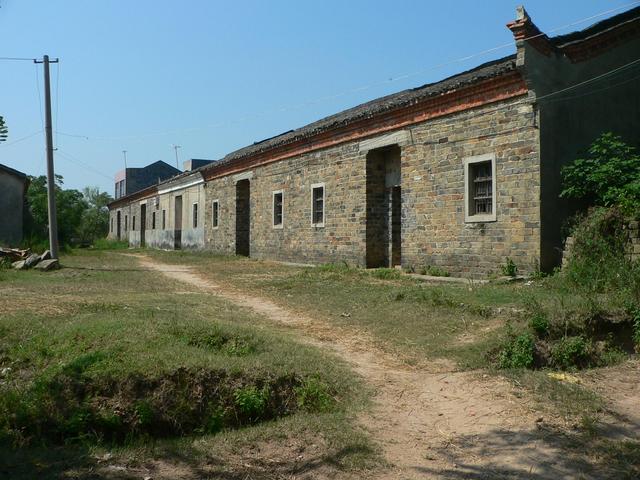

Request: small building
left=114, top=160, right=181, bottom=200
left=0, top=164, right=29, bottom=247
left=108, top=6, right=640, bottom=277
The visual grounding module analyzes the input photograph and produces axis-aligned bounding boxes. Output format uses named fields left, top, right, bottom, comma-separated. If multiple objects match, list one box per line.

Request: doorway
left=366, top=145, right=402, bottom=268
left=140, top=204, right=146, bottom=247
left=235, top=179, right=250, bottom=256
left=174, top=196, right=182, bottom=250
left=116, top=211, right=121, bottom=241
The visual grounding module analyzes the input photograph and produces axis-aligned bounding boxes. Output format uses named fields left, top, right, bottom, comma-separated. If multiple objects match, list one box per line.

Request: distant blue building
left=114, top=160, right=181, bottom=199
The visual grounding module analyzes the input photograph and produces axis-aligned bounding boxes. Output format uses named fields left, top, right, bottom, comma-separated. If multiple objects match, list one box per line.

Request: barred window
left=212, top=200, right=219, bottom=228
left=471, top=161, right=492, bottom=215
left=273, top=191, right=283, bottom=227
left=464, top=154, right=496, bottom=223
left=193, top=203, right=198, bottom=228
left=311, top=184, right=324, bottom=226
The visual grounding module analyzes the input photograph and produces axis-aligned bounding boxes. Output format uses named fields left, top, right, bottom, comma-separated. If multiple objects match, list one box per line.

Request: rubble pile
left=0, top=247, right=60, bottom=271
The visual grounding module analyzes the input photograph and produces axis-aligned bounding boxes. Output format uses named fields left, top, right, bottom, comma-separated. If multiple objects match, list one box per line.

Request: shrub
left=233, top=385, right=270, bottom=419
left=501, top=257, right=518, bottom=277
left=499, top=332, right=535, bottom=369
left=550, top=336, right=592, bottom=370
left=560, top=132, right=640, bottom=213
left=529, top=311, right=549, bottom=337
left=563, top=207, right=631, bottom=293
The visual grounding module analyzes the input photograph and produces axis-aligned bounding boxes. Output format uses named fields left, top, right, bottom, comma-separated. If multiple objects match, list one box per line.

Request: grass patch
left=0, top=250, right=378, bottom=477
left=90, top=238, right=129, bottom=250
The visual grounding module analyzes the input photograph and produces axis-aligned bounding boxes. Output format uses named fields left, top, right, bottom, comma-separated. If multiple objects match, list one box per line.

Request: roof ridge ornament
left=507, top=5, right=555, bottom=56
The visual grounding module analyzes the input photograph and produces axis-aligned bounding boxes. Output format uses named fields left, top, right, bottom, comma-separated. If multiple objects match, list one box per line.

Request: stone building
left=0, top=163, right=29, bottom=247
left=108, top=6, right=640, bottom=277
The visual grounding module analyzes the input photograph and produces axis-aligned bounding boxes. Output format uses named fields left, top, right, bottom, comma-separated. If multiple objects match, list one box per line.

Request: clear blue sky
left=0, top=0, right=636, bottom=195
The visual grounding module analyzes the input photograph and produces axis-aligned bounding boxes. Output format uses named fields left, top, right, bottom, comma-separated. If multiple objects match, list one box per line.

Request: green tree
left=0, top=116, right=7, bottom=142
left=77, top=187, right=113, bottom=243
left=25, top=175, right=88, bottom=246
left=560, top=133, right=640, bottom=212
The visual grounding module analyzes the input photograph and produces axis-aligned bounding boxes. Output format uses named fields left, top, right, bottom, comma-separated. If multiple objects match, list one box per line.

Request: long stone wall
left=201, top=96, right=541, bottom=277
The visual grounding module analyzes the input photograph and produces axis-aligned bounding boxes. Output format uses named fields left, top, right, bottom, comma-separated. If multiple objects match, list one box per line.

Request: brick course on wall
left=199, top=96, right=540, bottom=278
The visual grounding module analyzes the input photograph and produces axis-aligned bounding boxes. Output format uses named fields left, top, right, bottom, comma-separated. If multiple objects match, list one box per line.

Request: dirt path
left=132, top=255, right=582, bottom=479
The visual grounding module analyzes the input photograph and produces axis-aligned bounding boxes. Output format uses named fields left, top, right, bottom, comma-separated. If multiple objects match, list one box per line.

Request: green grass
left=146, top=251, right=548, bottom=368
left=0, top=250, right=379, bottom=478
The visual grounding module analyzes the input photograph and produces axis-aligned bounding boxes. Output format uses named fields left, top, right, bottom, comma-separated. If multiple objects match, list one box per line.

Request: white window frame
left=192, top=202, right=199, bottom=229
left=272, top=190, right=284, bottom=229
left=464, top=153, right=497, bottom=223
left=211, top=199, right=219, bottom=230
left=310, top=183, right=325, bottom=228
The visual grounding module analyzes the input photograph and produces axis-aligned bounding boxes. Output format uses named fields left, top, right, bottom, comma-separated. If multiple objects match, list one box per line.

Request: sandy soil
left=131, top=255, right=638, bottom=480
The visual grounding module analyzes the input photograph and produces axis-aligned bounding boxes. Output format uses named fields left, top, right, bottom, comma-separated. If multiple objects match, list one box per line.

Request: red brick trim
left=201, top=72, right=528, bottom=182
left=561, top=16, right=640, bottom=63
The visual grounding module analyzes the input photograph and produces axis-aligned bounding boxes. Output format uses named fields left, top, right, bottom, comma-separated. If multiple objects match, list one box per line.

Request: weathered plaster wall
left=522, top=35, right=640, bottom=270
left=0, top=171, right=27, bottom=246
left=109, top=179, right=206, bottom=249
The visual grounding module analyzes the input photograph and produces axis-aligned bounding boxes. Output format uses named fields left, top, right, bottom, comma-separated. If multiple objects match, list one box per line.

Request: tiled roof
left=215, top=55, right=517, bottom=166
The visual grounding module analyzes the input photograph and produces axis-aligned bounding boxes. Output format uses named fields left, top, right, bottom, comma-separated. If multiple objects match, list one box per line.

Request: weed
left=501, top=257, right=518, bottom=277
left=529, top=311, right=549, bottom=337
left=234, top=385, right=270, bottom=420
left=550, top=336, right=592, bottom=370
left=371, top=268, right=401, bottom=280
left=499, top=331, right=535, bottom=369
left=91, top=239, right=129, bottom=250
left=295, top=377, right=334, bottom=412
left=420, top=265, right=450, bottom=277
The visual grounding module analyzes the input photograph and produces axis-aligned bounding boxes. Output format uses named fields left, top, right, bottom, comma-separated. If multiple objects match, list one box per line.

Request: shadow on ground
left=415, top=420, right=639, bottom=480
left=0, top=441, right=374, bottom=480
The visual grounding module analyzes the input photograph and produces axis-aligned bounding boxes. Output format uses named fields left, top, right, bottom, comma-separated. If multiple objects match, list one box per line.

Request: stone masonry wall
left=200, top=96, right=541, bottom=277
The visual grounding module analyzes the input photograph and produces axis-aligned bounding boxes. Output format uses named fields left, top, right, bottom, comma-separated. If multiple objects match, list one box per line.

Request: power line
left=55, top=148, right=114, bottom=181
left=52, top=2, right=640, bottom=143
left=0, top=129, right=43, bottom=147
left=0, top=56, right=35, bottom=61
left=34, top=63, right=45, bottom=132
left=55, top=62, right=61, bottom=147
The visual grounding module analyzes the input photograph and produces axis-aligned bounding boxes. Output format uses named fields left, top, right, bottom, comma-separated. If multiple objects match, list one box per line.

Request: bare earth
left=132, top=255, right=637, bottom=479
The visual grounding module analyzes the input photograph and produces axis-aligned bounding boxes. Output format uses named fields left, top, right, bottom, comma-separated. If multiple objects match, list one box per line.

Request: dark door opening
left=390, top=186, right=402, bottom=267
left=174, top=196, right=182, bottom=250
left=116, top=211, right=121, bottom=241
left=235, top=179, right=250, bottom=256
left=140, top=204, right=146, bottom=247
left=366, top=145, right=401, bottom=268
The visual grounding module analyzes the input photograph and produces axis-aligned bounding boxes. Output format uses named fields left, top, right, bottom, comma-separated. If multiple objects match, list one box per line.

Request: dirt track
left=133, top=255, right=635, bottom=479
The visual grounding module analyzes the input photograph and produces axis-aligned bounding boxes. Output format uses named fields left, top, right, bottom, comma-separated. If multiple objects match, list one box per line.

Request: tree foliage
left=25, top=175, right=113, bottom=247
left=560, top=133, right=640, bottom=213
left=0, top=116, right=7, bottom=142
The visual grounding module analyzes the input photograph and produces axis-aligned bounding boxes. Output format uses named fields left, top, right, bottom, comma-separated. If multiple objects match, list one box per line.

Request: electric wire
left=53, top=2, right=640, bottom=142
left=33, top=63, right=44, bottom=132
left=0, top=56, right=35, bottom=61
left=55, top=148, right=114, bottom=181
left=0, top=129, right=43, bottom=147
left=55, top=61, right=60, bottom=147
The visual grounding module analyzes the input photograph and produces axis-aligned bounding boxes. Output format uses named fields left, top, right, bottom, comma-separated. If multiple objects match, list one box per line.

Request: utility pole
left=122, top=150, right=128, bottom=168
left=34, top=55, right=59, bottom=259
left=171, top=144, right=181, bottom=169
